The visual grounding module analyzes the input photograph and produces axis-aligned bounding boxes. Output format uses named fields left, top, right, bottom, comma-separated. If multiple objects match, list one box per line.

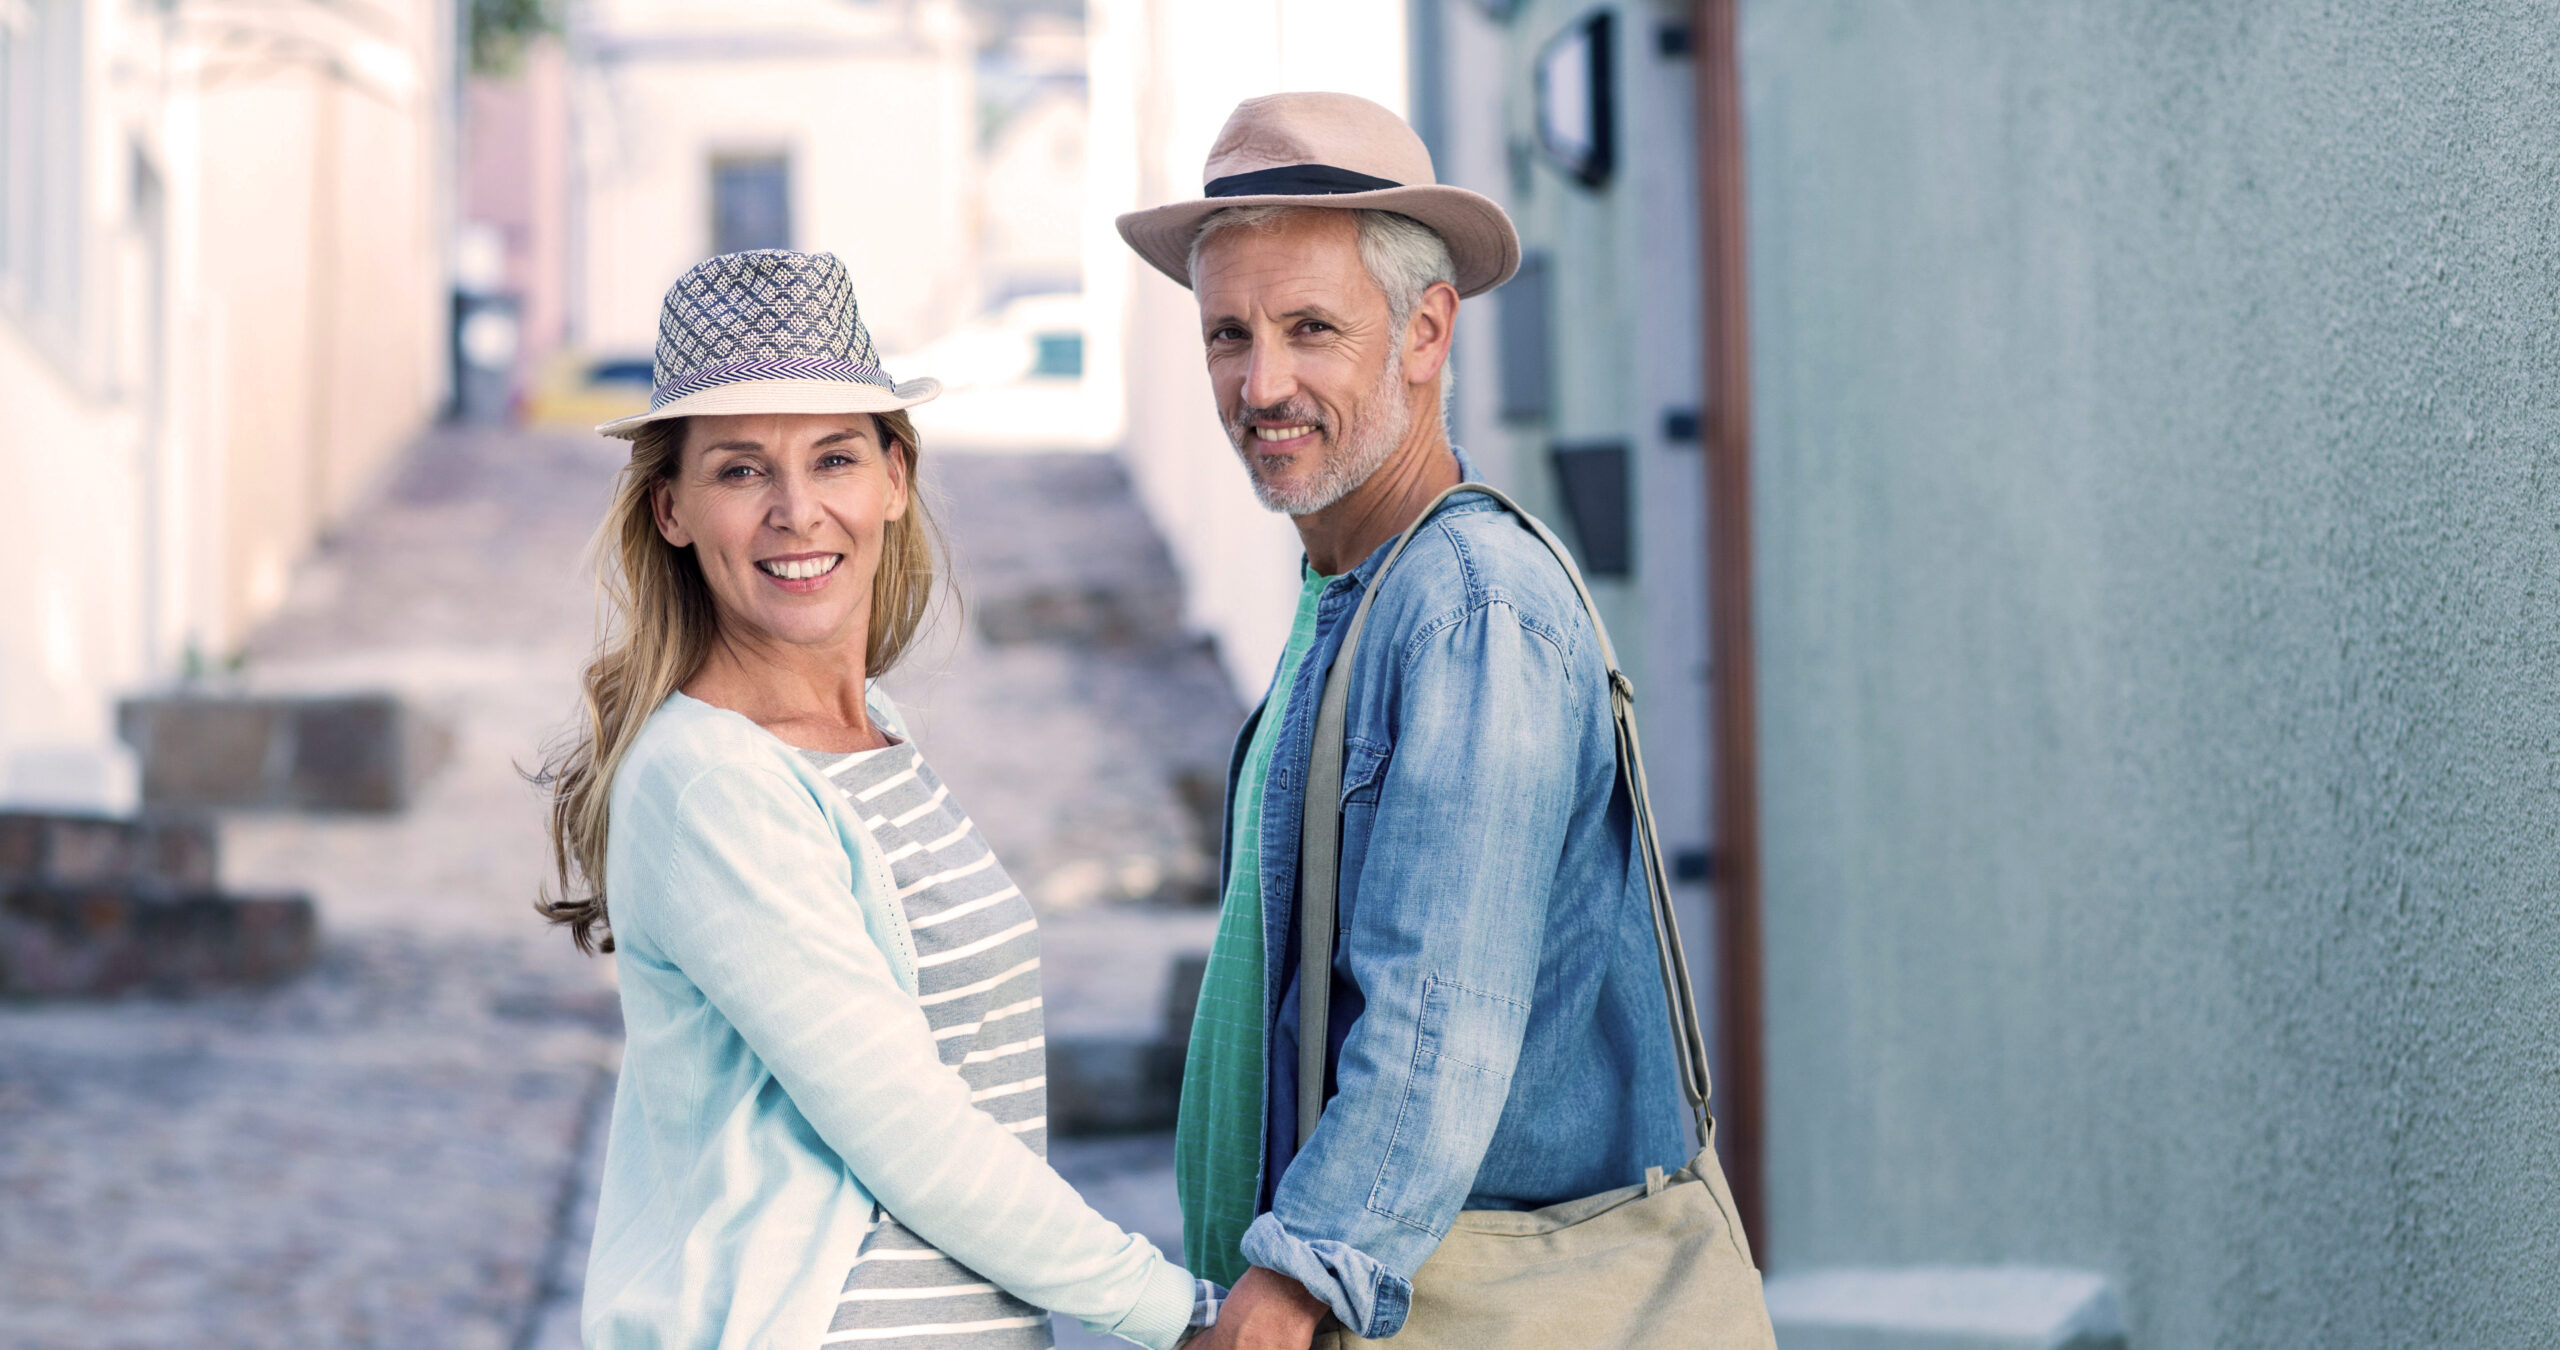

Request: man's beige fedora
left=1116, top=91, right=1521, bottom=299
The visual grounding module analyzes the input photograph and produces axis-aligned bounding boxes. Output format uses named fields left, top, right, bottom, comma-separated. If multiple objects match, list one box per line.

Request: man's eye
left=1298, top=321, right=1331, bottom=335
left=1212, top=326, right=1246, bottom=341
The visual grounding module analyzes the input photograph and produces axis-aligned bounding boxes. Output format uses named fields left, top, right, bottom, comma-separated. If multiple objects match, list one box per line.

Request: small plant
left=470, top=0, right=555, bottom=77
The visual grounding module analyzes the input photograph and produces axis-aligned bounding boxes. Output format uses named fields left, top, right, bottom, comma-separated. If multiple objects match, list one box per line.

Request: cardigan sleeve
left=624, top=760, right=1195, bottom=1350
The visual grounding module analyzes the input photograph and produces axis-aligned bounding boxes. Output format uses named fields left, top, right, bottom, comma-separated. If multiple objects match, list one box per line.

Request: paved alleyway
left=0, top=426, right=1241, bottom=1348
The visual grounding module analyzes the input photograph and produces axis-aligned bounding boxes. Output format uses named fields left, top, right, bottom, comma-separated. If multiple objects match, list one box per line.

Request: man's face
left=1194, top=210, right=1412, bottom=516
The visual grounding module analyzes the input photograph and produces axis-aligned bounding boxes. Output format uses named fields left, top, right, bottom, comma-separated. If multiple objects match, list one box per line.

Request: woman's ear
left=881, top=424, right=911, bottom=524
left=652, top=476, right=692, bottom=547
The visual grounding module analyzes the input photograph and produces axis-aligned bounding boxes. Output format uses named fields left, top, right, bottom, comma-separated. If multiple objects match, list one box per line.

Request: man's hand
left=1190, top=1265, right=1329, bottom=1350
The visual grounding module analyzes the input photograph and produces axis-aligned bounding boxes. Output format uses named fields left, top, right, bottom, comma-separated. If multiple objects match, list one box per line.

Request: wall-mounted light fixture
left=1535, top=9, right=1616, bottom=190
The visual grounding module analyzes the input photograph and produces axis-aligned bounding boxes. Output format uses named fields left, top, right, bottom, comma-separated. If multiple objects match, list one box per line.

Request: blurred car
left=524, top=351, right=654, bottom=430
left=882, top=293, right=1086, bottom=393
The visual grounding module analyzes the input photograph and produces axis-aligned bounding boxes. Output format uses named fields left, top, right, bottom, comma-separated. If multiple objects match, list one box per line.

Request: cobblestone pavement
left=0, top=426, right=1240, bottom=1347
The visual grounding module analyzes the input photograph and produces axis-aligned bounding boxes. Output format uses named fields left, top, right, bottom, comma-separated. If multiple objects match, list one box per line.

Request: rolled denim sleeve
left=1241, top=598, right=1575, bottom=1338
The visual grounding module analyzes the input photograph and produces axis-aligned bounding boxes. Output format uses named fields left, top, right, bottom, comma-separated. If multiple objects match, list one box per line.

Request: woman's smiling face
left=651, top=411, right=909, bottom=665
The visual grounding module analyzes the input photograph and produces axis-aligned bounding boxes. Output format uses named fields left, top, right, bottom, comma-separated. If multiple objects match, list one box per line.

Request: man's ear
left=1403, top=279, right=1461, bottom=388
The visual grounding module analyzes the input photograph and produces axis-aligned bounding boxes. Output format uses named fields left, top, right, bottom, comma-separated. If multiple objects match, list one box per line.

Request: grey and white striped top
left=800, top=741, right=1053, bottom=1350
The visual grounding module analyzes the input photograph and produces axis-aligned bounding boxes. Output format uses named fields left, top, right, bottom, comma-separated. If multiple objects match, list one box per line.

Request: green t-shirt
left=1175, top=565, right=1332, bottom=1285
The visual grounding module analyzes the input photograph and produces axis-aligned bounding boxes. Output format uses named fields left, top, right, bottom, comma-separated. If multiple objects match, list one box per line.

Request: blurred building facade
left=458, top=32, right=572, bottom=419
left=974, top=8, right=1085, bottom=311
left=565, top=0, right=978, bottom=363
left=0, top=0, right=453, bottom=810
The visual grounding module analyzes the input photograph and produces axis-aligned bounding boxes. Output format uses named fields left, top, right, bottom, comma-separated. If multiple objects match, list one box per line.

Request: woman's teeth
left=757, top=555, right=841, bottom=581
left=1254, top=424, right=1315, bottom=442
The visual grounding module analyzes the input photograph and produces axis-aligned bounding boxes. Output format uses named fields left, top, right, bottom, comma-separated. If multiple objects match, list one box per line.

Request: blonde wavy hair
left=535, top=409, right=941, bottom=953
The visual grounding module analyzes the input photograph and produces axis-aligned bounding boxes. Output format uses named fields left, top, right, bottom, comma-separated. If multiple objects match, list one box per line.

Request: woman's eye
left=719, top=463, right=760, bottom=480
left=818, top=453, right=856, bottom=470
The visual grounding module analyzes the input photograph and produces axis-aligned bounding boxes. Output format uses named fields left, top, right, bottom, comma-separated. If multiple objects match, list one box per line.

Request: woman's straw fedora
left=1115, top=91, right=1521, bottom=299
left=597, top=249, right=940, bottom=439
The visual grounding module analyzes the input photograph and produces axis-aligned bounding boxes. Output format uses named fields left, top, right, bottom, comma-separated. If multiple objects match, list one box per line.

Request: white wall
left=1085, top=0, right=1409, bottom=703
left=980, top=90, right=1087, bottom=303
left=0, top=0, right=450, bottom=812
left=0, top=318, right=145, bottom=802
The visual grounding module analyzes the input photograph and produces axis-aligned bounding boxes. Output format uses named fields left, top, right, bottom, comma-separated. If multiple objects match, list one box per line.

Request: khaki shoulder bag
left=1298, top=483, right=1777, bottom=1349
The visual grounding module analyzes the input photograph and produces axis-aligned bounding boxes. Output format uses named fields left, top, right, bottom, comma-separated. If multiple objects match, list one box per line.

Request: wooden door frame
left=1692, top=0, right=1766, bottom=1246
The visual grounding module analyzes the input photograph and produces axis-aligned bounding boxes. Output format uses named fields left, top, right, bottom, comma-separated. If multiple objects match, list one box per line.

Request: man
left=1117, top=93, right=1693, bottom=1347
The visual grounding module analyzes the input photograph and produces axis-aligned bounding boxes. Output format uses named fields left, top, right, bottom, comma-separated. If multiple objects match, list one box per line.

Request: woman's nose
left=766, top=469, right=825, bottom=534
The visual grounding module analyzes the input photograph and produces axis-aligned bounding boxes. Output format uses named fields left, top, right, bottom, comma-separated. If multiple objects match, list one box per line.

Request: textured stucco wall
left=1741, top=3, right=2560, bottom=1344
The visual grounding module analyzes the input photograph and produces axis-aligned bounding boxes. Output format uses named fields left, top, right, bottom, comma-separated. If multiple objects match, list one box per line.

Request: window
left=709, top=153, right=791, bottom=256
left=1497, top=250, right=1552, bottom=421
left=1031, top=330, right=1082, bottom=379
left=0, top=0, right=83, bottom=342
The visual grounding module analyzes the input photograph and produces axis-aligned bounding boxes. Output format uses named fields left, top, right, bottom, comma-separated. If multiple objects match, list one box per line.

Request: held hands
left=1187, top=1266, right=1328, bottom=1350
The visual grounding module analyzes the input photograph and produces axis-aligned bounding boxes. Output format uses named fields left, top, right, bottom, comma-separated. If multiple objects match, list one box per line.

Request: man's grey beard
left=1228, top=352, right=1412, bottom=516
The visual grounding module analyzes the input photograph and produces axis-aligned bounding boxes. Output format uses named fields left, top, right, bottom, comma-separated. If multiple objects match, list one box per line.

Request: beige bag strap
left=1296, top=483, right=1715, bottom=1151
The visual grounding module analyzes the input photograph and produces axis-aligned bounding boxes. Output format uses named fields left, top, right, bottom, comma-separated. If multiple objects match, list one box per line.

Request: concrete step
left=1764, top=1266, right=2127, bottom=1350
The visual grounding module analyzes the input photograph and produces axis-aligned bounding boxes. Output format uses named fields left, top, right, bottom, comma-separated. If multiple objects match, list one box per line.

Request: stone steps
left=0, top=811, right=315, bottom=997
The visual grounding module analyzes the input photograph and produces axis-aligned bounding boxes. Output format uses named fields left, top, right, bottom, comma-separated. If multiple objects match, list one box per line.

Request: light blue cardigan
left=581, top=689, right=1196, bottom=1350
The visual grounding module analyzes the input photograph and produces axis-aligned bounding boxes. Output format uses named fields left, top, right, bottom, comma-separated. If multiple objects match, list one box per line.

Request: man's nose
left=1241, top=337, right=1298, bottom=411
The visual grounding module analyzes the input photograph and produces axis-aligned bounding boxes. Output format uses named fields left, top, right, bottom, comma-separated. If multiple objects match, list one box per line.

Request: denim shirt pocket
left=1363, top=975, right=1530, bottom=1234
left=1335, top=736, right=1392, bottom=888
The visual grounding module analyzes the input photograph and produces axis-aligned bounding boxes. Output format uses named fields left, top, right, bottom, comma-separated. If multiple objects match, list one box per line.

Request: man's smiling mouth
left=756, top=554, right=842, bottom=580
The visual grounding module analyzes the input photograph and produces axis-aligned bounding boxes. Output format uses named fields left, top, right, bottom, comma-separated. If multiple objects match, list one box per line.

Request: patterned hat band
left=650, top=358, right=897, bottom=410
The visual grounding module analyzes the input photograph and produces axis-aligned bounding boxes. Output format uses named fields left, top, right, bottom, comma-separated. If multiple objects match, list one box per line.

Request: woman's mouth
left=756, top=554, right=842, bottom=590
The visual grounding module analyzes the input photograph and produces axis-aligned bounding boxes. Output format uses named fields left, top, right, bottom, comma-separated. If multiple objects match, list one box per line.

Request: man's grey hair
left=1186, top=206, right=1458, bottom=338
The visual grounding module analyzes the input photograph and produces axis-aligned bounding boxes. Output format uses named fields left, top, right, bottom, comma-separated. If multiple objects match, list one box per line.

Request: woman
left=537, top=250, right=1210, bottom=1349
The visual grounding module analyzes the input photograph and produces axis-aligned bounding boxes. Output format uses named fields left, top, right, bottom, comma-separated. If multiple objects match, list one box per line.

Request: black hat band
left=1204, top=163, right=1404, bottom=198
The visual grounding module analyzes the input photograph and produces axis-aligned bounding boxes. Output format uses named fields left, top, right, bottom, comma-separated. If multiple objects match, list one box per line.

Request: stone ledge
left=118, top=693, right=447, bottom=813
left=1763, top=1266, right=2126, bottom=1350
left=0, top=811, right=219, bottom=889
left=1048, top=1037, right=1187, bottom=1135
left=1, top=881, right=317, bottom=998
left=1049, top=950, right=1209, bottom=1136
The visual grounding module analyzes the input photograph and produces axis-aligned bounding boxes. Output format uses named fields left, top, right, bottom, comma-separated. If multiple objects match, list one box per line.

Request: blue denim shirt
left=1228, top=461, right=1692, bottom=1338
